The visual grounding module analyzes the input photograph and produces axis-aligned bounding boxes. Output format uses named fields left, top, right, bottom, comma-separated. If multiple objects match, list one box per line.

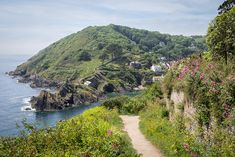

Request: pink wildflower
left=200, top=73, right=204, bottom=80
left=207, top=63, right=214, bottom=70
left=183, top=143, right=190, bottom=152
left=107, top=129, right=113, bottom=136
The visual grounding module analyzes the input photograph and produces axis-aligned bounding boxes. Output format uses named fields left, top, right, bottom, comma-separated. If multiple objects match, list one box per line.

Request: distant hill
left=15, top=24, right=206, bottom=83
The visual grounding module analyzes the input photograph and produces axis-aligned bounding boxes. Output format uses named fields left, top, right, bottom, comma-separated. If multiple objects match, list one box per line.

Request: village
left=82, top=56, right=177, bottom=91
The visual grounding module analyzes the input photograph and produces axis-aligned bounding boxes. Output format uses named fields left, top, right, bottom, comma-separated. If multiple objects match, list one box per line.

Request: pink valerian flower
left=191, top=152, right=199, bottom=157
left=223, top=104, right=234, bottom=118
left=112, top=143, right=119, bottom=148
left=190, top=71, right=196, bottom=77
left=107, top=129, right=113, bottom=136
left=177, top=66, right=190, bottom=80
left=211, top=81, right=217, bottom=87
left=200, top=73, right=205, bottom=80
left=191, top=60, right=200, bottom=67
left=205, top=63, right=215, bottom=71
left=183, top=143, right=190, bottom=152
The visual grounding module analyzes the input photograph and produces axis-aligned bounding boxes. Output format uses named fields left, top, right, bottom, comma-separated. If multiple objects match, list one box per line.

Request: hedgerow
left=0, top=107, right=139, bottom=157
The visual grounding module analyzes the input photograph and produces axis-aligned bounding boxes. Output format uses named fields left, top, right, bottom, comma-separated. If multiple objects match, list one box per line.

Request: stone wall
left=166, top=89, right=197, bottom=132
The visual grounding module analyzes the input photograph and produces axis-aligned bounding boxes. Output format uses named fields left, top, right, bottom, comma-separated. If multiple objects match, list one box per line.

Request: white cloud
left=0, top=0, right=222, bottom=55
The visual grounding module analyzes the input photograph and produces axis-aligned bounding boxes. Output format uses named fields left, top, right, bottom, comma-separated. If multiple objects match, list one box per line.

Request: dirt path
left=120, top=115, right=164, bottom=157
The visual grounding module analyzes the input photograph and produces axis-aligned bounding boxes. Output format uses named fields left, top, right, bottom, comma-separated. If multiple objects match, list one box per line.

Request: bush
left=101, top=96, right=131, bottom=111
left=101, top=95, right=146, bottom=114
left=79, top=51, right=91, bottom=61
left=0, top=107, right=139, bottom=157
left=140, top=104, right=198, bottom=157
left=140, top=104, right=235, bottom=157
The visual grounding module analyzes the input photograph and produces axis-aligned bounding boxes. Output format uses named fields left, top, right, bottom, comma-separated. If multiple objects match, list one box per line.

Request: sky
left=0, top=0, right=223, bottom=55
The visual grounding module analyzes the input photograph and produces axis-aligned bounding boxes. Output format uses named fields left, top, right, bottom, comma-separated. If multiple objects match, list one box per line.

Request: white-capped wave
left=22, top=97, right=31, bottom=104
left=21, top=97, right=35, bottom=112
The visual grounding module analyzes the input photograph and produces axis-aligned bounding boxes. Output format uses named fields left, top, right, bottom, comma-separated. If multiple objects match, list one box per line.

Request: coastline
left=8, top=67, right=142, bottom=112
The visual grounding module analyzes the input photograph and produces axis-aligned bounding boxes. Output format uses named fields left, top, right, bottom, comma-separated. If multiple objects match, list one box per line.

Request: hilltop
left=10, top=24, right=206, bottom=111
left=13, top=24, right=206, bottom=83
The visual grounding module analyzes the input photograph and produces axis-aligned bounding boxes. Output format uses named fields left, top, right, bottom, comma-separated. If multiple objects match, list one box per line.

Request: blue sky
left=0, top=0, right=223, bottom=55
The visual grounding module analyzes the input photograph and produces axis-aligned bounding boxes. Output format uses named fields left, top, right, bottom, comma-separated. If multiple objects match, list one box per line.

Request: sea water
left=0, top=55, right=99, bottom=136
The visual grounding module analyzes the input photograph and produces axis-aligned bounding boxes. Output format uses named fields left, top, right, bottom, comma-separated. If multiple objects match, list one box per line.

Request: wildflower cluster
left=223, top=104, right=233, bottom=119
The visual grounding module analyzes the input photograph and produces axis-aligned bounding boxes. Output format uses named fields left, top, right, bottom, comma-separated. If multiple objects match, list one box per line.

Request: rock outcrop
left=30, top=81, right=98, bottom=111
left=8, top=70, right=60, bottom=89
left=165, top=89, right=197, bottom=132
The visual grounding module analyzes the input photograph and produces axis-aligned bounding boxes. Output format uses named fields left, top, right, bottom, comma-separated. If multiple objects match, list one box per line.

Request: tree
left=78, top=51, right=91, bottom=61
left=218, top=0, right=235, bottom=14
left=105, top=43, right=122, bottom=60
left=99, top=52, right=109, bottom=64
left=206, top=6, right=235, bottom=64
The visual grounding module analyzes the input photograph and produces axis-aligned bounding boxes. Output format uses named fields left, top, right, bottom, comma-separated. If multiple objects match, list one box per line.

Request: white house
left=150, top=65, right=162, bottom=73
left=84, top=81, right=91, bottom=86
left=129, top=61, right=141, bottom=69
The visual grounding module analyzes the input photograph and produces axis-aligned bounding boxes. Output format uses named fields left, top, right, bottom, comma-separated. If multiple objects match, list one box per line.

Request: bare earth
left=120, top=115, right=164, bottom=157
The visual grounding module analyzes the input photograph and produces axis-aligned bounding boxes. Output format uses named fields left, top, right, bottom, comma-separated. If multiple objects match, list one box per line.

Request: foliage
left=206, top=7, right=235, bottom=63
left=142, top=81, right=163, bottom=100
left=218, top=0, right=235, bottom=14
left=140, top=104, right=200, bottom=157
left=162, top=69, right=175, bottom=98
left=105, top=43, right=123, bottom=60
left=78, top=51, right=91, bottom=61
left=101, top=95, right=146, bottom=115
left=102, top=82, right=163, bottom=114
left=0, top=107, right=138, bottom=157
left=140, top=104, right=235, bottom=157
left=169, top=56, right=235, bottom=127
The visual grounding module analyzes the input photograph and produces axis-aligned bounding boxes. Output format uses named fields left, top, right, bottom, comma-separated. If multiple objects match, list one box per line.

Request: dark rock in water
left=25, top=107, right=31, bottom=111
left=9, top=69, right=27, bottom=76
left=30, top=81, right=98, bottom=111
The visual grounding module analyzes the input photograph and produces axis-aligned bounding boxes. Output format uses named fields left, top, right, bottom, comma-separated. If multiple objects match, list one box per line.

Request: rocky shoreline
left=8, top=69, right=101, bottom=111
left=8, top=70, right=61, bottom=89
left=8, top=69, right=130, bottom=112
left=30, top=81, right=99, bottom=111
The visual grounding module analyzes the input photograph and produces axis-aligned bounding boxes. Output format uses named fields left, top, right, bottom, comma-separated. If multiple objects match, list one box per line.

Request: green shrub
left=101, top=95, right=146, bottom=114
left=101, top=96, right=130, bottom=111
left=140, top=105, right=198, bottom=157
left=0, top=107, right=139, bottom=157
left=140, top=104, right=235, bottom=157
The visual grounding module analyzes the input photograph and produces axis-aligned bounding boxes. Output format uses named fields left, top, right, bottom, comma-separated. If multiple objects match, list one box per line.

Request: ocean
left=0, top=55, right=99, bottom=136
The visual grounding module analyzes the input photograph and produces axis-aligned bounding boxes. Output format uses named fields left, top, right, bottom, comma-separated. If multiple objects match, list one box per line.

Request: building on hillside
left=84, top=79, right=99, bottom=89
left=151, top=64, right=163, bottom=72
left=84, top=81, right=91, bottom=86
left=151, top=64, right=165, bottom=76
left=129, top=61, right=142, bottom=69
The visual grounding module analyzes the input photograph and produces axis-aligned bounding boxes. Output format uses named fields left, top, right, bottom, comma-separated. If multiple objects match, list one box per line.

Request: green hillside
left=16, top=24, right=206, bottom=82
